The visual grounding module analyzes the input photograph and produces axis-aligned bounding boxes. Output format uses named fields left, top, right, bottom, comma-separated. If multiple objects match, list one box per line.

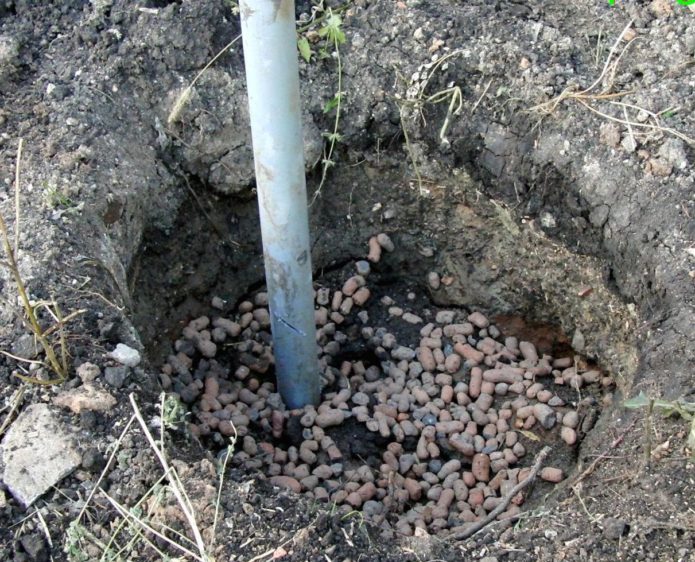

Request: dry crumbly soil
left=0, top=1, right=693, bottom=561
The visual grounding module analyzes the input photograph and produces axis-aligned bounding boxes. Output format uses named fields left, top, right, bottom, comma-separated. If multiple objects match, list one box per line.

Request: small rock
left=104, top=365, right=129, bottom=388
left=1, top=404, right=82, bottom=507
left=540, top=467, right=564, bottom=483
left=53, top=385, right=117, bottom=414
left=427, top=272, right=441, bottom=290
left=404, top=478, right=422, bottom=500
left=352, top=287, right=371, bottom=306
left=11, top=334, right=39, bottom=359
left=560, top=426, right=577, bottom=445
left=392, top=345, right=416, bottom=361
left=269, top=476, right=301, bottom=493
left=76, top=362, right=100, bottom=383
left=467, top=311, right=489, bottom=328
left=519, top=341, right=538, bottom=363
left=562, top=411, right=579, bottom=428
left=315, top=409, right=345, bottom=428
left=107, top=343, right=141, bottom=367
left=376, top=233, right=395, bottom=252
left=435, top=310, right=455, bottom=324
left=533, top=403, right=556, bottom=429
left=401, top=312, right=422, bottom=324
left=367, top=236, right=382, bottom=263
left=472, top=453, right=490, bottom=482
left=602, top=517, right=629, bottom=540
left=355, top=260, right=371, bottom=276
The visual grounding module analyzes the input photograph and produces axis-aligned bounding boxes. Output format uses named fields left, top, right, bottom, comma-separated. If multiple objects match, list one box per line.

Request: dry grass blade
left=0, top=139, right=83, bottom=384
left=129, top=393, right=208, bottom=560
left=100, top=491, right=205, bottom=562
left=0, top=386, right=25, bottom=438
left=528, top=19, right=693, bottom=147
left=167, top=34, right=242, bottom=125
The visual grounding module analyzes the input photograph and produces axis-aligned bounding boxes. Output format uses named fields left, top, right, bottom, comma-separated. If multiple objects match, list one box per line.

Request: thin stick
left=471, top=79, right=492, bottom=114
left=129, top=393, right=207, bottom=560
left=448, top=446, right=551, bottom=541
left=167, top=34, right=242, bottom=125
left=101, top=491, right=204, bottom=562
left=0, top=386, right=24, bottom=437
left=76, top=413, right=137, bottom=523
left=571, top=419, right=637, bottom=487
left=14, top=138, right=23, bottom=257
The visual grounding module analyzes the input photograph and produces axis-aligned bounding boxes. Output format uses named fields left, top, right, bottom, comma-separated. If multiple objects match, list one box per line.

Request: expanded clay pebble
left=168, top=233, right=612, bottom=538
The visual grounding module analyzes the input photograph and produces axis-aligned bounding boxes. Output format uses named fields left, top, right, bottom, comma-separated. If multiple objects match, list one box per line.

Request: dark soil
left=0, top=1, right=693, bottom=561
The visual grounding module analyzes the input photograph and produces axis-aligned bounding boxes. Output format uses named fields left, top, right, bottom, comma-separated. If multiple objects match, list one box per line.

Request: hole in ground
left=130, top=165, right=635, bottom=538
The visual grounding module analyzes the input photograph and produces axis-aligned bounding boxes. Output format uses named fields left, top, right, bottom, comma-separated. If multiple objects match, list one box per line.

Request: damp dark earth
left=0, top=1, right=694, bottom=561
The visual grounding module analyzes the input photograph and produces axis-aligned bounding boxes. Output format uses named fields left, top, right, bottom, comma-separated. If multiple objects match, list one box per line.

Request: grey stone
left=104, top=365, right=129, bottom=388
left=107, top=343, right=141, bottom=367
left=391, top=345, right=416, bottom=361
left=355, top=260, right=371, bottom=276
left=533, top=403, right=556, bottom=429
left=11, top=334, right=39, bottom=360
left=20, top=533, right=48, bottom=562
left=602, top=517, right=629, bottom=540
left=1, top=404, right=81, bottom=507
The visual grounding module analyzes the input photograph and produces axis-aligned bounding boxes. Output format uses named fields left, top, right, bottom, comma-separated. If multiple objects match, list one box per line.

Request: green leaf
left=318, top=12, right=346, bottom=45
left=323, top=132, right=343, bottom=143
left=323, top=93, right=341, bottom=113
left=297, top=36, right=312, bottom=63
left=624, top=392, right=650, bottom=409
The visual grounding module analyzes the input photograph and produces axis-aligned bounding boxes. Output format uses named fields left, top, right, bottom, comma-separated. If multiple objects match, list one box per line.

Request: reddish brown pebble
left=345, top=492, right=364, bottom=507
left=468, top=488, right=484, bottom=507
left=472, top=453, right=491, bottom=482
left=367, top=237, right=382, bottom=263
left=315, top=409, right=345, bottom=428
left=417, top=346, right=436, bottom=372
left=454, top=343, right=484, bottom=364
left=352, top=287, right=371, bottom=306
left=467, top=311, right=489, bottom=328
left=444, top=353, right=461, bottom=373
left=519, top=341, right=538, bottom=363
left=560, top=426, right=577, bottom=445
left=469, top=367, right=483, bottom=398
left=342, top=276, right=364, bottom=296
left=540, top=467, right=564, bottom=483
left=404, top=478, right=422, bottom=501
left=270, top=476, right=301, bottom=493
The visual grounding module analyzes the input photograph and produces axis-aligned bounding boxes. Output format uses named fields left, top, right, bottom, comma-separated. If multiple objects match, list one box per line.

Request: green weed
left=624, top=391, right=695, bottom=458
left=296, top=2, right=349, bottom=203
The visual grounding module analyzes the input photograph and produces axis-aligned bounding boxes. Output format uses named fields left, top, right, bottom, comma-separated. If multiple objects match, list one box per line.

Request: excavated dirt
left=0, top=1, right=693, bottom=561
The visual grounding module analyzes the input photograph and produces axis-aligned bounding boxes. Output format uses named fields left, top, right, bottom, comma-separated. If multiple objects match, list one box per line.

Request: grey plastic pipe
left=239, top=0, right=320, bottom=408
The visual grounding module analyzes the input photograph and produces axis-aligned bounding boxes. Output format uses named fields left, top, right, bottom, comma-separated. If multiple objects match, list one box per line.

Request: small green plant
left=624, top=391, right=695, bottom=458
left=44, top=182, right=75, bottom=209
left=296, top=2, right=349, bottom=203
left=0, top=139, right=84, bottom=385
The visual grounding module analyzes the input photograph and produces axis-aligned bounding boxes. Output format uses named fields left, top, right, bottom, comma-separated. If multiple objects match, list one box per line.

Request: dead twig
left=449, top=446, right=552, bottom=541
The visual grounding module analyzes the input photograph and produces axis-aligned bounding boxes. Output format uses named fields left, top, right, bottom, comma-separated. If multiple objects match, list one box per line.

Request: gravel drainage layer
left=159, top=233, right=611, bottom=539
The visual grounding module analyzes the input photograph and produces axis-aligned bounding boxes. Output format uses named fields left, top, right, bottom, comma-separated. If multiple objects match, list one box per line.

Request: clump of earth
left=164, top=233, right=612, bottom=538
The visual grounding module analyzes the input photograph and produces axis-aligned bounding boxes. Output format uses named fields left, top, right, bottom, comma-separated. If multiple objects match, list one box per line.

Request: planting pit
left=130, top=163, right=636, bottom=541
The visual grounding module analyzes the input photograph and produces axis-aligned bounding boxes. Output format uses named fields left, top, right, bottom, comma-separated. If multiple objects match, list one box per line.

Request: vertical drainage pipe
left=239, top=0, right=320, bottom=408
